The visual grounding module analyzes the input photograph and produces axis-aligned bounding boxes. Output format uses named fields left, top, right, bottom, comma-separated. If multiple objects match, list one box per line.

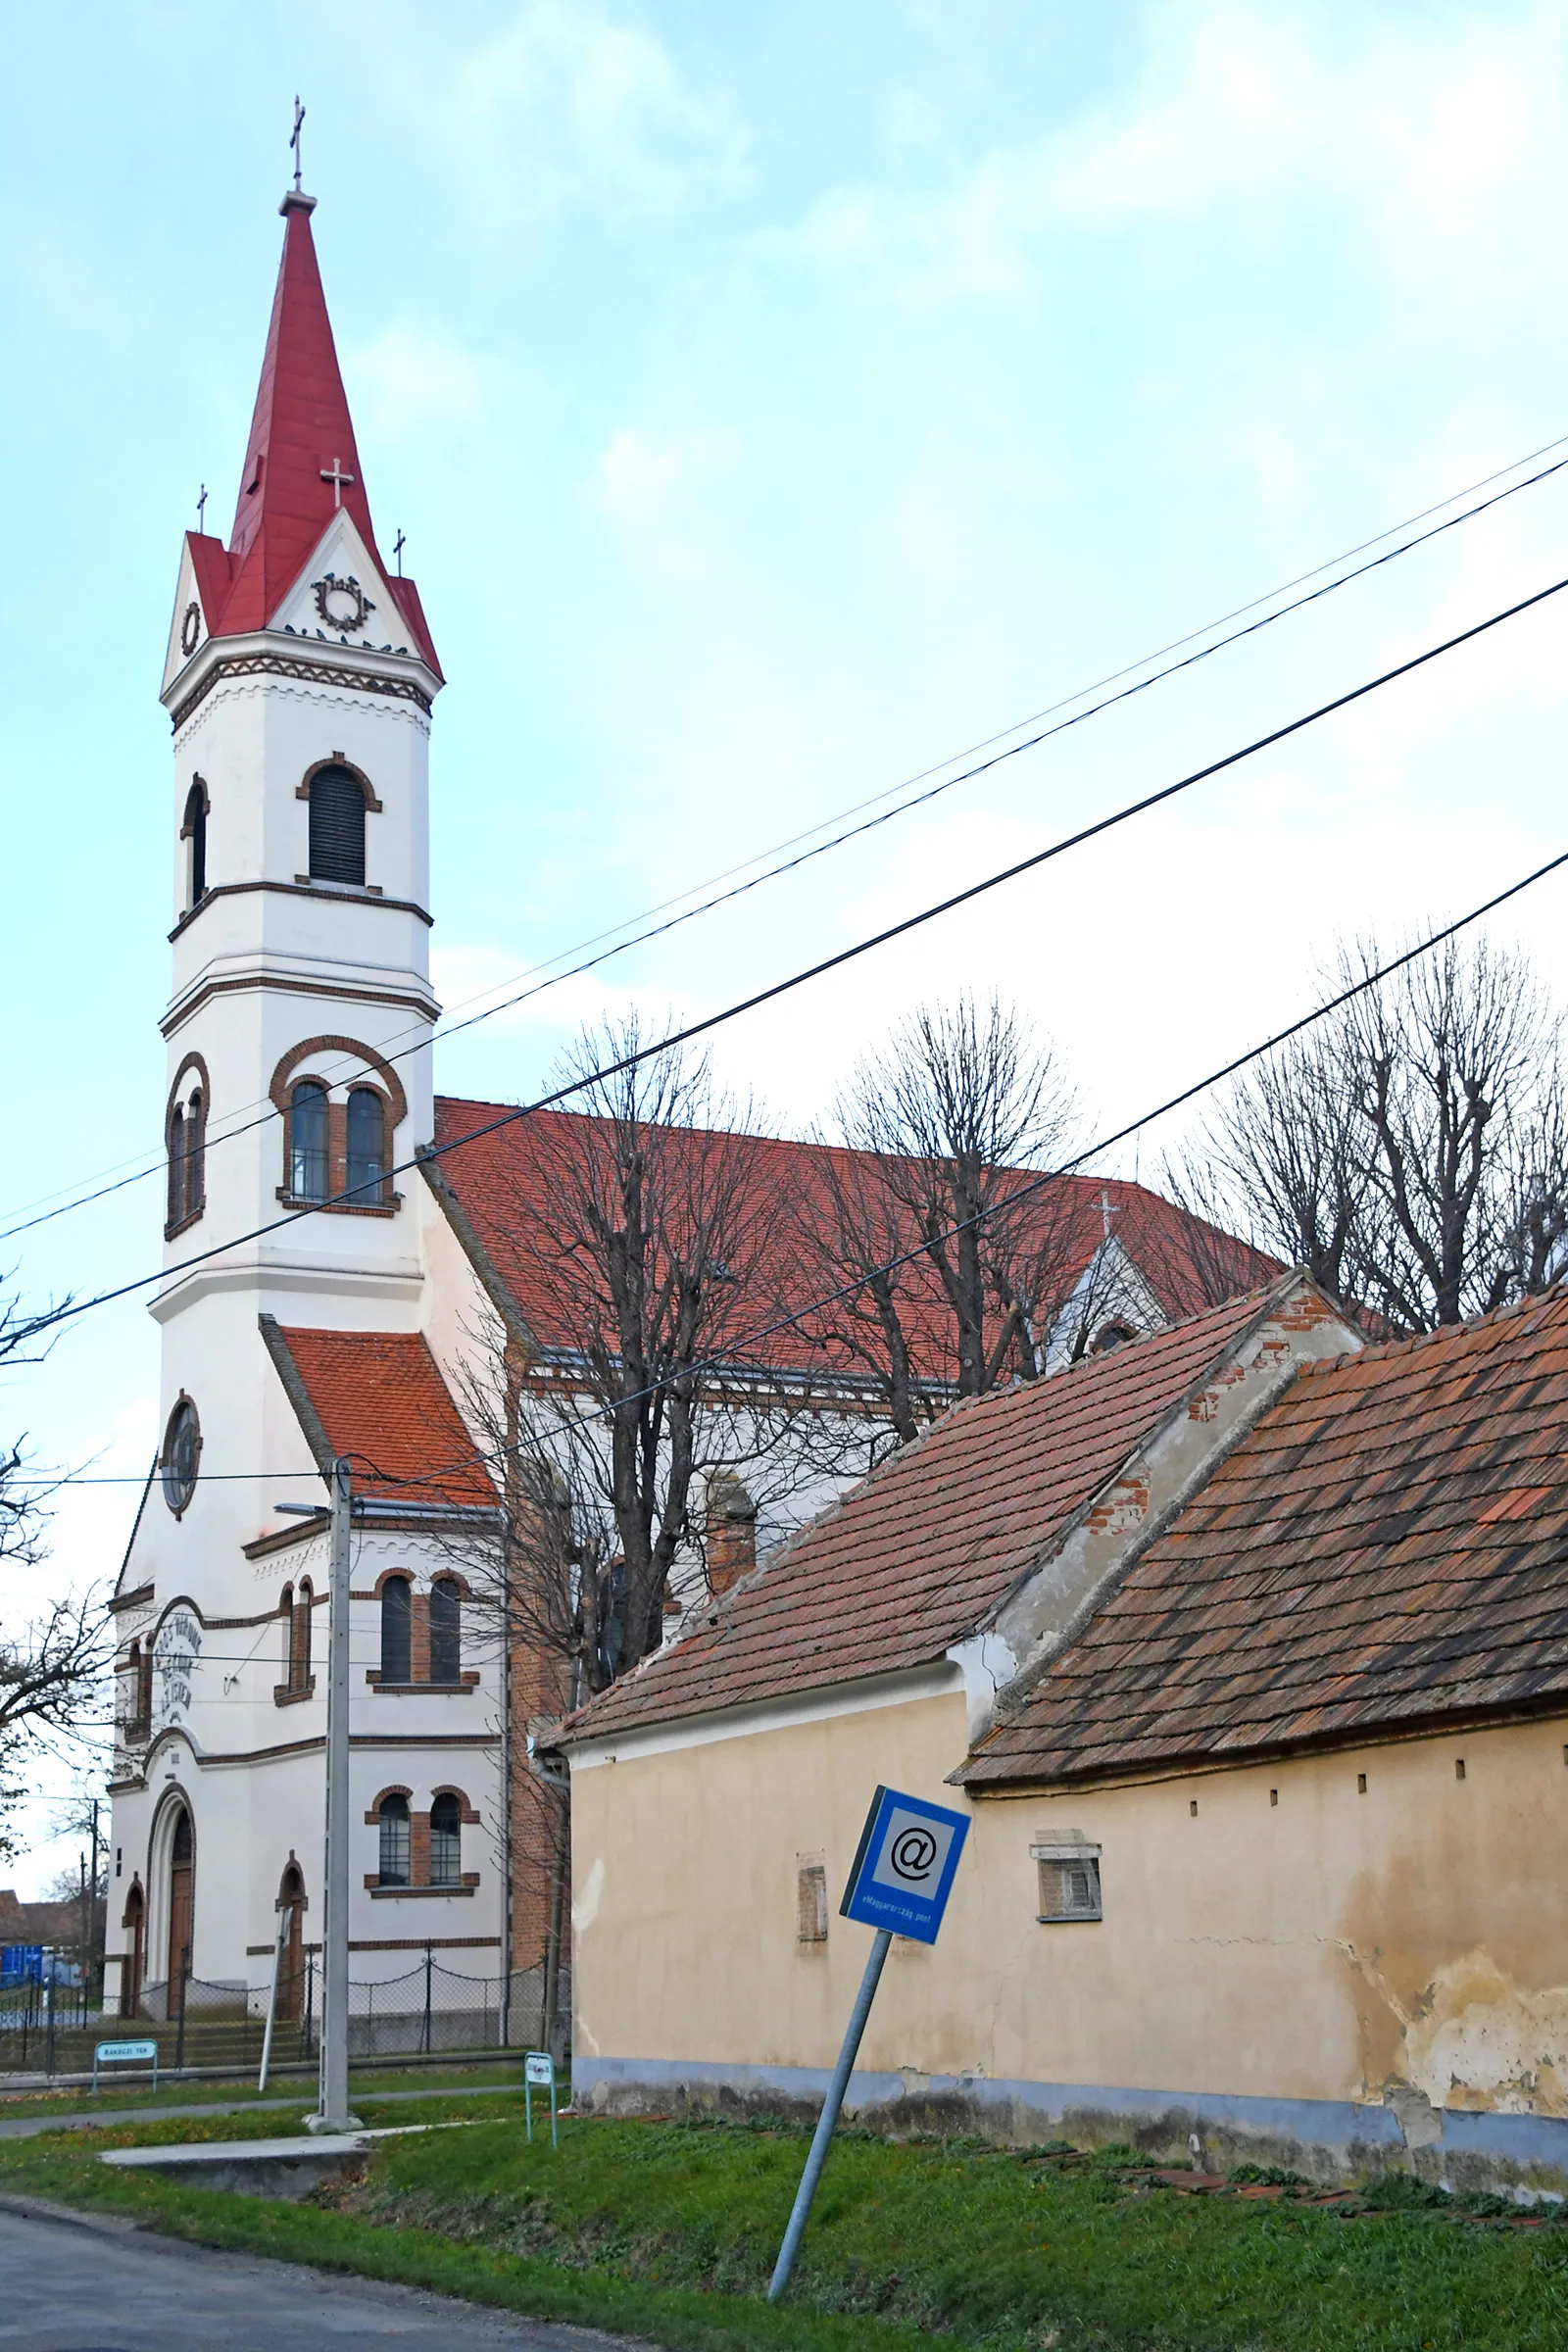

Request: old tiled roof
left=182, top=195, right=440, bottom=674
left=561, top=1280, right=1304, bottom=1742
left=960, top=1287, right=1568, bottom=1788
left=265, top=1325, right=494, bottom=1508
left=429, top=1095, right=1277, bottom=1382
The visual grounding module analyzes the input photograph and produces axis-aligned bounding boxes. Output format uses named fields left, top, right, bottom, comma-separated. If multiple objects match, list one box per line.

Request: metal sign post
left=524, top=2048, right=558, bottom=2147
left=768, top=1785, right=969, bottom=2303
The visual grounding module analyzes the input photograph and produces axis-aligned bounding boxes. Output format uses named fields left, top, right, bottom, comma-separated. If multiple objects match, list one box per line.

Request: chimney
left=705, top=1472, right=758, bottom=1595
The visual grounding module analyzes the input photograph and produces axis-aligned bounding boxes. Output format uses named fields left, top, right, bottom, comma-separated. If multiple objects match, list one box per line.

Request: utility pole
left=308, top=1456, right=360, bottom=2132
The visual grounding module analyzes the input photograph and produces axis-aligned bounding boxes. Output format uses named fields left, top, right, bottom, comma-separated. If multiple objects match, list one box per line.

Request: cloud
left=347, top=328, right=487, bottom=446
left=463, top=3, right=749, bottom=212
left=779, top=1, right=1568, bottom=312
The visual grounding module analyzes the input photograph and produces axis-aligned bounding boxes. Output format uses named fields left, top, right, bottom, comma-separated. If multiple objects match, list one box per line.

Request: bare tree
left=0, top=1289, right=109, bottom=1862
left=1175, top=937, right=1568, bottom=1331
left=795, top=996, right=1081, bottom=1416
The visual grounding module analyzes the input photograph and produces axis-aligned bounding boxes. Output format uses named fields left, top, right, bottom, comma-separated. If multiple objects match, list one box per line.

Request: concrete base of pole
left=304, top=2110, right=363, bottom=2134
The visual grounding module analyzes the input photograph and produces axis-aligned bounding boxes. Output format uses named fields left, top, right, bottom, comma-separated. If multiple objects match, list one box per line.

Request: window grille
left=796, top=1858, right=828, bottom=1943
left=380, top=1577, right=412, bottom=1684
left=308, top=765, right=367, bottom=886
left=378, top=1794, right=410, bottom=1886
left=1033, top=1842, right=1102, bottom=1923
left=345, top=1088, right=385, bottom=1203
left=289, top=1080, right=329, bottom=1201
left=429, top=1793, right=462, bottom=1886
left=429, top=1579, right=461, bottom=1683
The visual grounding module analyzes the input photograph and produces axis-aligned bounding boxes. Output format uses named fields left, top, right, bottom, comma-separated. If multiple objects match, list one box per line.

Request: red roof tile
left=267, top=1325, right=495, bottom=1507
left=561, top=1280, right=1305, bottom=1741
left=960, top=1287, right=1568, bottom=1788
left=430, top=1096, right=1278, bottom=1383
left=194, top=196, right=440, bottom=677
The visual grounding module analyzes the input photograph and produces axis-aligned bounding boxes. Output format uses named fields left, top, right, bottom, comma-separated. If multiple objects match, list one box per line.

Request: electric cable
left=23, top=568, right=1568, bottom=1344
left=29, top=833, right=1568, bottom=1493
left=7, top=437, right=1567, bottom=1247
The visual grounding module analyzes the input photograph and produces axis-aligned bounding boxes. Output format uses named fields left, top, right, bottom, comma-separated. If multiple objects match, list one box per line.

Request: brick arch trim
left=295, top=754, right=383, bottom=813
left=429, top=1785, right=481, bottom=1826
left=269, top=1037, right=408, bottom=1129
left=429, top=1569, right=473, bottom=1601
left=370, top=1565, right=416, bottom=1599
left=179, top=776, right=210, bottom=837
left=365, top=1785, right=414, bottom=1826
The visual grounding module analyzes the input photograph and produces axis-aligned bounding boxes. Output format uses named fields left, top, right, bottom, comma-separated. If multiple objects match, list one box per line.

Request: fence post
left=422, top=1941, right=433, bottom=2054
left=44, top=1974, right=55, bottom=2081
left=304, top=1951, right=316, bottom=2060
left=173, top=1946, right=191, bottom=2073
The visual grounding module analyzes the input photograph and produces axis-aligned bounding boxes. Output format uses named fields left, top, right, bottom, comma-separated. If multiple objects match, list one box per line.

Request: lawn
left=3, top=2101, right=1566, bottom=2352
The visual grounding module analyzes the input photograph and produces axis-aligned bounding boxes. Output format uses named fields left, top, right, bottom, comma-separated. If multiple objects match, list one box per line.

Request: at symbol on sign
left=890, top=1827, right=938, bottom=1881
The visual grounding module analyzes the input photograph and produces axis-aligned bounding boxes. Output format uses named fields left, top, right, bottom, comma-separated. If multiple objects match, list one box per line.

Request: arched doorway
left=121, top=1882, right=145, bottom=2019
left=276, top=1856, right=307, bottom=2022
left=166, top=1807, right=194, bottom=2010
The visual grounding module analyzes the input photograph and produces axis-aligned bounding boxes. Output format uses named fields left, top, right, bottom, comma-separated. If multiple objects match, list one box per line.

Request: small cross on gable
left=1098, top=1188, right=1121, bottom=1245
left=319, top=456, right=356, bottom=509
left=393, top=528, right=406, bottom=576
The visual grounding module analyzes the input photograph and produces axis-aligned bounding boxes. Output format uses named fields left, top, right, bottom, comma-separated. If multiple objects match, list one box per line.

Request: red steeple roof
left=181, top=192, right=440, bottom=677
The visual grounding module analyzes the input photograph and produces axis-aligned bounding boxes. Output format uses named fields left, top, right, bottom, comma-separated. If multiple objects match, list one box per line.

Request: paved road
left=0, top=2200, right=630, bottom=2351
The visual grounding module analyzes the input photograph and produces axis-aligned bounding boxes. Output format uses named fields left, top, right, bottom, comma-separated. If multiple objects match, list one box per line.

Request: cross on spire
left=290, top=97, right=306, bottom=193
left=196, top=483, right=208, bottom=532
left=319, top=456, right=356, bottom=509
left=393, top=528, right=406, bottom=576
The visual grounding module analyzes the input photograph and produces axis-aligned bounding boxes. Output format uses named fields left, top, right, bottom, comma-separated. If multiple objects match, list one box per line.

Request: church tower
left=106, top=185, right=509, bottom=2026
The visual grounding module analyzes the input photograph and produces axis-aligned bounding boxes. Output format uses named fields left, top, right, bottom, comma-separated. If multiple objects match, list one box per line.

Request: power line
left=24, top=563, right=1568, bottom=1352
left=8, top=437, right=1567, bottom=1250
left=26, top=838, right=1568, bottom=1494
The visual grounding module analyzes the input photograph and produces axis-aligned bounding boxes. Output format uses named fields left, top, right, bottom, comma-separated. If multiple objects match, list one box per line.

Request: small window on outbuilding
left=1033, top=1841, right=1102, bottom=1923
left=796, top=1854, right=828, bottom=1943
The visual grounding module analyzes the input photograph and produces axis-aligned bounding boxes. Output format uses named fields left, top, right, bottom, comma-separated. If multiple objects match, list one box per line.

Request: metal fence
left=0, top=1946, right=570, bottom=2082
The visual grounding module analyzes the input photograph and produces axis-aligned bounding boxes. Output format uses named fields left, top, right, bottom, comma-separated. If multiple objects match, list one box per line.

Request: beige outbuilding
left=557, top=1275, right=1568, bottom=2194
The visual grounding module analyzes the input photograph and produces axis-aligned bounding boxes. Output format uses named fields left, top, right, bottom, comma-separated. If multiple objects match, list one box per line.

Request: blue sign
left=840, top=1785, right=969, bottom=1945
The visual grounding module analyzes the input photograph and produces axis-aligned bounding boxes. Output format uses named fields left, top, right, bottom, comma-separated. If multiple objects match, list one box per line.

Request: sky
left=5, top=0, right=1568, bottom=1887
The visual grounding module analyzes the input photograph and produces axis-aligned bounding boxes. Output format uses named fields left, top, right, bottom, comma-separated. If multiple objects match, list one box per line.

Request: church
left=107, top=182, right=1265, bottom=2044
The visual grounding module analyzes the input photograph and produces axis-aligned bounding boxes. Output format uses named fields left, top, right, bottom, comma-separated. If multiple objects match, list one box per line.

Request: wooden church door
left=166, top=1810, right=194, bottom=2010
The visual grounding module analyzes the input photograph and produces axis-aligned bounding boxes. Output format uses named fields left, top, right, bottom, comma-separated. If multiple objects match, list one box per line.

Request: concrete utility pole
left=309, top=1456, right=360, bottom=2132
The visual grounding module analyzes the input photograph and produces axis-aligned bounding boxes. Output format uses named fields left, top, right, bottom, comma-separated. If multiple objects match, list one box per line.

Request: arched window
left=429, top=1792, right=462, bottom=1887
left=167, top=1105, right=185, bottom=1226
left=125, top=1641, right=148, bottom=1737
left=161, top=1396, right=201, bottom=1517
left=166, top=1062, right=208, bottom=1235
left=308, top=765, right=367, bottom=886
left=138, top=1642, right=154, bottom=1729
left=292, top=1578, right=313, bottom=1689
left=345, top=1089, right=385, bottom=1204
left=289, top=1080, right=329, bottom=1202
left=167, top=1806, right=195, bottom=2001
left=377, top=1793, right=410, bottom=1887
left=380, top=1575, right=412, bottom=1684
left=182, top=781, right=208, bottom=906
left=429, top=1578, right=462, bottom=1684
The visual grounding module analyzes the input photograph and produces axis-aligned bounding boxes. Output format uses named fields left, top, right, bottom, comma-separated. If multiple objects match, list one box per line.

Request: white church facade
left=107, top=185, right=1267, bottom=2038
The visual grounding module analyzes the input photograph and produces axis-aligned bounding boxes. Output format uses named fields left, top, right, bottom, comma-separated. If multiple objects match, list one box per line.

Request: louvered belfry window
left=308, top=764, right=367, bottom=885
left=1033, top=1843, right=1103, bottom=1923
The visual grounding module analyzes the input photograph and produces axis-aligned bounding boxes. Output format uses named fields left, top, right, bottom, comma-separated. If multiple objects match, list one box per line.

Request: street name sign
left=840, top=1784, right=969, bottom=1944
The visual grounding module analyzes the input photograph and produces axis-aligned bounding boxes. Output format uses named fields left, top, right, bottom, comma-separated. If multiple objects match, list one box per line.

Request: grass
left=3, top=2101, right=1567, bottom=2351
